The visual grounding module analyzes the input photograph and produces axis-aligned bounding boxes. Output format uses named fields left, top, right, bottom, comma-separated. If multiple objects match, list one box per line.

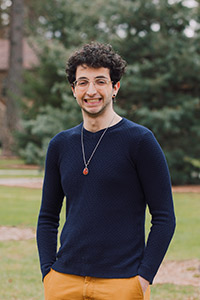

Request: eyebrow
left=95, top=76, right=109, bottom=79
left=76, top=75, right=109, bottom=80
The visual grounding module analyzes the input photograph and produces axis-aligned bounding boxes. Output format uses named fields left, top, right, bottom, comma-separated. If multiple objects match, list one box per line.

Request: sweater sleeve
left=136, top=131, right=176, bottom=284
left=36, top=138, right=64, bottom=280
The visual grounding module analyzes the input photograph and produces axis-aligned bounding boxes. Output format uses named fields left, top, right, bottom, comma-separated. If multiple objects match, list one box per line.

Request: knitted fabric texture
left=37, top=118, right=176, bottom=284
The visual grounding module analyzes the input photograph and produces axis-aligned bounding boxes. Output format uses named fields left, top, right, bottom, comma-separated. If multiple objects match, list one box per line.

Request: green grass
left=0, top=157, right=26, bottom=168
left=0, top=185, right=200, bottom=299
left=151, top=283, right=200, bottom=299
left=0, top=186, right=66, bottom=229
left=0, top=239, right=199, bottom=300
left=145, top=193, right=200, bottom=260
left=0, top=186, right=42, bottom=227
left=0, top=157, right=43, bottom=177
left=167, top=193, right=200, bottom=260
left=0, top=239, right=44, bottom=300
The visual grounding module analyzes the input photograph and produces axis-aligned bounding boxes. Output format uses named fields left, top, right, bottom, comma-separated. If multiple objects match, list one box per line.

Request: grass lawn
left=151, top=283, right=200, bottom=299
left=0, top=156, right=43, bottom=178
left=0, top=157, right=26, bottom=168
left=0, top=185, right=200, bottom=299
left=0, top=239, right=199, bottom=300
left=0, top=169, right=43, bottom=178
left=166, top=193, right=200, bottom=260
left=145, top=193, right=200, bottom=260
left=0, top=239, right=44, bottom=300
left=0, top=186, right=42, bottom=227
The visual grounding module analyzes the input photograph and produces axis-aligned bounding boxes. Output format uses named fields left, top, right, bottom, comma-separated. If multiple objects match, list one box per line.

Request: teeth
left=85, top=99, right=101, bottom=103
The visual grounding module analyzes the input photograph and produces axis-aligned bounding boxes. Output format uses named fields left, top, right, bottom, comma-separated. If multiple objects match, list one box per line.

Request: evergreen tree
left=19, top=0, right=200, bottom=184
left=101, top=0, right=200, bottom=184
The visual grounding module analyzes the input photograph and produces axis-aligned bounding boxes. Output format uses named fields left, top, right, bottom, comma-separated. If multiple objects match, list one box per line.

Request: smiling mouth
left=84, top=98, right=102, bottom=103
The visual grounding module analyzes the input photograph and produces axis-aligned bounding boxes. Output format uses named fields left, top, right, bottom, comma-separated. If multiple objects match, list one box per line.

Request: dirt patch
left=0, top=226, right=35, bottom=241
left=154, top=259, right=200, bottom=287
left=172, top=186, right=200, bottom=193
left=0, top=178, right=43, bottom=189
left=0, top=178, right=200, bottom=193
left=8, top=164, right=40, bottom=170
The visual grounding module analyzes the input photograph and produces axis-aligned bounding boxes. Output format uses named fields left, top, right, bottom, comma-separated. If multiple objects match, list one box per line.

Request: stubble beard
left=81, top=96, right=113, bottom=118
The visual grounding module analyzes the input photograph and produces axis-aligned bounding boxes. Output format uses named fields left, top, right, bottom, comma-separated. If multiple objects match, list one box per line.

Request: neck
left=82, top=111, right=122, bottom=132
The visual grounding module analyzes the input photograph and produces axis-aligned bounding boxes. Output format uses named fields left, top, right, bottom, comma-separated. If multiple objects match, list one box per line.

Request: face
left=72, top=65, right=120, bottom=117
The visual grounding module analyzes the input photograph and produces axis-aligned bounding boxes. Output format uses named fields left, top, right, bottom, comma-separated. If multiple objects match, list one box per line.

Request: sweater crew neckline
left=82, top=117, right=125, bottom=138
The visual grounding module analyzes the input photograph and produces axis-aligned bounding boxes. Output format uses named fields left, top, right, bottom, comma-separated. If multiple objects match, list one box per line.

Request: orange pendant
left=83, top=167, right=89, bottom=175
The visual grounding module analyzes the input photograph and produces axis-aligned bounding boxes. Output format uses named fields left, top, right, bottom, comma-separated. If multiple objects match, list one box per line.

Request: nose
left=86, top=81, right=97, bottom=95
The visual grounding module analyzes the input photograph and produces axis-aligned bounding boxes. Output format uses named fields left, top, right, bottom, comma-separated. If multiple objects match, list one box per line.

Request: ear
left=71, top=85, right=76, bottom=98
left=113, top=81, right=120, bottom=98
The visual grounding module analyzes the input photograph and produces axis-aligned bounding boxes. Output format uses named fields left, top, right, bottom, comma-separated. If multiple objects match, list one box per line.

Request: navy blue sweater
left=37, top=118, right=175, bottom=284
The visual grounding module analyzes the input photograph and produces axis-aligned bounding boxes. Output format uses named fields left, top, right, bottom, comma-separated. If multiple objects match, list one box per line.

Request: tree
left=17, top=41, right=82, bottom=165
left=16, top=0, right=116, bottom=165
left=18, top=0, right=200, bottom=184
left=1, top=0, right=24, bottom=156
left=99, top=0, right=200, bottom=184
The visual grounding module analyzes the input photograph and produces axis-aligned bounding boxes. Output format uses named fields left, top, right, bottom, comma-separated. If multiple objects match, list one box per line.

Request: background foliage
left=15, top=0, right=200, bottom=184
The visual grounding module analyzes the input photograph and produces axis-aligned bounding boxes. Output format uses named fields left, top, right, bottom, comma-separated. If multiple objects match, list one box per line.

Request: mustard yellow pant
left=44, top=269, right=150, bottom=300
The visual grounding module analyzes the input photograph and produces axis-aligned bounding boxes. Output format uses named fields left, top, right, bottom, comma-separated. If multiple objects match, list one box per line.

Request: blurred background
left=0, top=0, right=199, bottom=185
left=0, top=0, right=200, bottom=299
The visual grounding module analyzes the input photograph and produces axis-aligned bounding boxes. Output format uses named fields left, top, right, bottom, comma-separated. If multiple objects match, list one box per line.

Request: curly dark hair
left=66, top=42, right=127, bottom=86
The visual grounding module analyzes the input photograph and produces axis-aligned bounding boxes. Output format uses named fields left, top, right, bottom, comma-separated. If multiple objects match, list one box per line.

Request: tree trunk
left=2, top=0, right=24, bottom=156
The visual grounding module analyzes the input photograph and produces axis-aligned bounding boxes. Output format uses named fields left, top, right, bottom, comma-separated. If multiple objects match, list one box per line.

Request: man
left=37, top=42, right=176, bottom=300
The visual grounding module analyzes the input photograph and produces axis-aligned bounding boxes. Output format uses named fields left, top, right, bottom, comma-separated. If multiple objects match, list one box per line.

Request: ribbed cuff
left=138, top=264, right=155, bottom=284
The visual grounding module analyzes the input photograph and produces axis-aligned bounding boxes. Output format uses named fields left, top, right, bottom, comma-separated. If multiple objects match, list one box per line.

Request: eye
left=95, top=79, right=107, bottom=86
left=77, top=80, right=89, bottom=87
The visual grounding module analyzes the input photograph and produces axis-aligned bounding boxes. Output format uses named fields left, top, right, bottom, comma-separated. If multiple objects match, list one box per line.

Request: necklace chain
left=81, top=115, right=116, bottom=175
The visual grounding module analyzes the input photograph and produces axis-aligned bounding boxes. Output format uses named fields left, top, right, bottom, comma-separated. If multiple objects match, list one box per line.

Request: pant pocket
left=126, top=276, right=144, bottom=300
left=43, top=269, right=53, bottom=286
left=137, top=276, right=144, bottom=293
left=43, top=269, right=55, bottom=300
